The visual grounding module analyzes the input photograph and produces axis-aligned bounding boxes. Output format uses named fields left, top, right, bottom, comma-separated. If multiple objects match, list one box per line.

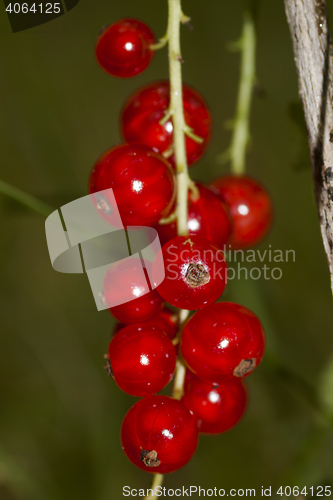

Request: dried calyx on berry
left=152, top=235, right=228, bottom=310
left=233, top=358, right=257, bottom=377
left=185, top=262, right=210, bottom=287
left=140, top=449, right=161, bottom=468
left=103, top=354, right=114, bottom=378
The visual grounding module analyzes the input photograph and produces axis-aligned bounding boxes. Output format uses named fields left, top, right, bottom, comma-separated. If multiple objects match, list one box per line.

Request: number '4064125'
left=5, top=3, right=61, bottom=14
left=276, top=486, right=332, bottom=497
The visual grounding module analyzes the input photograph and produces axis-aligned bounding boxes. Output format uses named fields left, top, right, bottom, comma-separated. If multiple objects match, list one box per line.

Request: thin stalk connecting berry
left=145, top=0, right=192, bottom=493
left=167, top=0, right=191, bottom=236
left=218, top=10, right=256, bottom=175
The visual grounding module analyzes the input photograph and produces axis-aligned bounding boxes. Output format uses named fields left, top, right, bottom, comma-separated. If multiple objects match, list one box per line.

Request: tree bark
left=284, top=0, right=333, bottom=293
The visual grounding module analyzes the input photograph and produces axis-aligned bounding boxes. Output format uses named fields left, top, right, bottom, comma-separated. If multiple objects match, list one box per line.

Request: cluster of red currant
left=90, top=18, right=272, bottom=475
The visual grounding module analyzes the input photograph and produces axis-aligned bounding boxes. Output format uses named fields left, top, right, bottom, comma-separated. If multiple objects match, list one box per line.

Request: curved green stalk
left=223, top=11, right=256, bottom=175
left=0, top=179, right=53, bottom=217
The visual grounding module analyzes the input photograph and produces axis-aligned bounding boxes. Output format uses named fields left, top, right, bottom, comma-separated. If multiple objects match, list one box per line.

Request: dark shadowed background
left=1, top=1, right=333, bottom=499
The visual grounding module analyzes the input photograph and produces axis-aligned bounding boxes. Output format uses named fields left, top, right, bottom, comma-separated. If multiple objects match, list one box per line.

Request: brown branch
left=284, top=0, right=333, bottom=293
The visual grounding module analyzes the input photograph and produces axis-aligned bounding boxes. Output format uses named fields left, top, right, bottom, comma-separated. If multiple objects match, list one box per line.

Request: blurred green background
left=1, top=1, right=333, bottom=498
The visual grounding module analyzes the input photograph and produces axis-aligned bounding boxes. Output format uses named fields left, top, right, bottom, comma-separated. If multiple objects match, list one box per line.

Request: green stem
left=172, top=360, right=186, bottom=400
left=168, top=0, right=189, bottom=399
left=150, top=33, right=169, bottom=51
left=146, top=1, right=190, bottom=493
left=171, top=309, right=190, bottom=400
left=229, top=11, right=256, bottom=175
left=144, top=473, right=164, bottom=500
left=0, top=179, right=53, bottom=217
left=167, top=0, right=189, bottom=236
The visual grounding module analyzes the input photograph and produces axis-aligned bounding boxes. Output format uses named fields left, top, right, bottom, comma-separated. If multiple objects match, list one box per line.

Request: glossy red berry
left=155, top=184, right=232, bottom=248
left=104, top=258, right=164, bottom=323
left=211, top=175, right=273, bottom=249
left=181, top=302, right=265, bottom=382
left=153, top=235, right=228, bottom=310
left=121, top=395, right=199, bottom=474
left=121, top=81, right=211, bottom=166
left=95, top=19, right=155, bottom=78
left=182, top=371, right=248, bottom=434
left=89, top=144, right=176, bottom=226
left=142, top=305, right=179, bottom=340
left=107, top=324, right=176, bottom=397
left=116, top=305, right=179, bottom=341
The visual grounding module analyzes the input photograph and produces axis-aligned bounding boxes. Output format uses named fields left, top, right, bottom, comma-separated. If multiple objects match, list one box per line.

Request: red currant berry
left=95, top=19, right=155, bottom=78
left=107, top=324, right=176, bottom=397
left=104, top=258, right=164, bottom=323
left=143, top=305, right=178, bottom=340
left=153, top=235, right=228, bottom=310
left=182, top=371, right=248, bottom=434
left=211, top=175, right=273, bottom=249
left=155, top=184, right=232, bottom=248
left=89, top=144, right=176, bottom=226
left=121, top=395, right=199, bottom=473
left=116, top=305, right=179, bottom=341
left=121, top=81, right=211, bottom=166
left=181, top=302, right=265, bottom=382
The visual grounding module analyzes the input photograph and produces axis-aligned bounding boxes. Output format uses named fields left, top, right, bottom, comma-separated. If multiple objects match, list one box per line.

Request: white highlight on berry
left=188, top=218, right=200, bottom=231
left=162, top=429, right=174, bottom=439
left=140, top=354, right=149, bottom=366
left=208, top=391, right=220, bottom=404
left=218, top=338, right=229, bottom=349
left=132, top=180, right=143, bottom=193
left=132, top=285, right=144, bottom=297
left=165, top=121, right=173, bottom=133
left=238, top=204, right=249, bottom=216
